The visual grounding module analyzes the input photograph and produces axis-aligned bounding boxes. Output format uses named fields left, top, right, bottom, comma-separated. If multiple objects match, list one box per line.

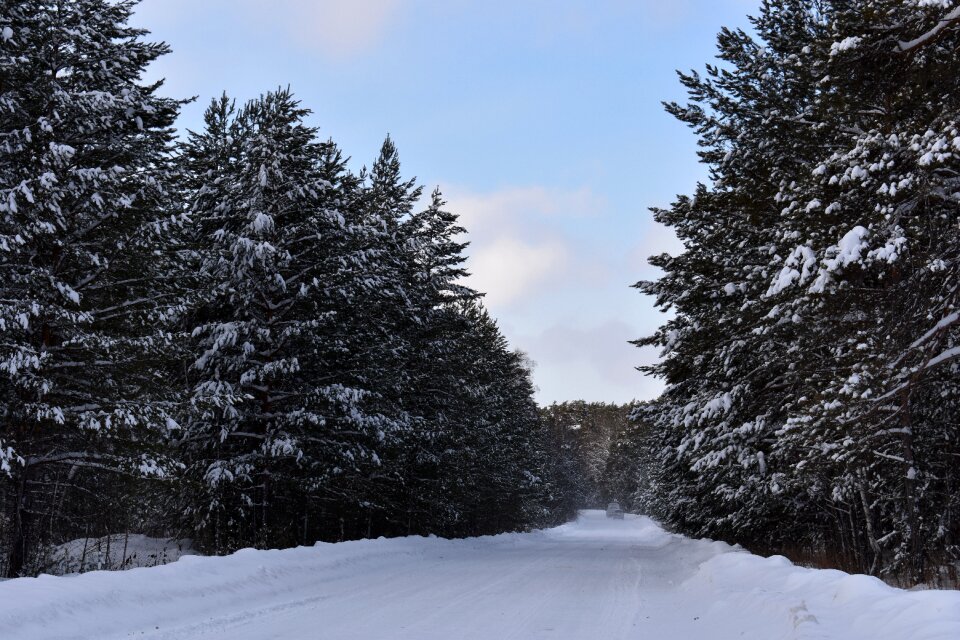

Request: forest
left=630, top=0, right=960, bottom=587
left=3, top=0, right=960, bottom=594
left=0, top=0, right=640, bottom=578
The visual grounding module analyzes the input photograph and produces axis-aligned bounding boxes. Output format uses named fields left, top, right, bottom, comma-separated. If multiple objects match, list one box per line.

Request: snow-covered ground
left=1, top=511, right=957, bottom=640
left=39, top=533, right=196, bottom=575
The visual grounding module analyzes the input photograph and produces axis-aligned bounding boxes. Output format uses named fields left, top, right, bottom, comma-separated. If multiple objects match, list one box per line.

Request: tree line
left=634, top=0, right=960, bottom=587
left=538, top=401, right=638, bottom=511
left=0, top=0, right=578, bottom=577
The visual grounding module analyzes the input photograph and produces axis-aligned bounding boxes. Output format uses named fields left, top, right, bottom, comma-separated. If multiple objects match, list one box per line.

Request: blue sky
left=133, top=0, right=758, bottom=405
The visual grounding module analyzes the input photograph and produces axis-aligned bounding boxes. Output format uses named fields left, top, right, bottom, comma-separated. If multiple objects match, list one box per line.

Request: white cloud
left=137, top=0, right=402, bottom=59
left=450, top=185, right=601, bottom=236
left=467, top=237, right=568, bottom=309
left=438, top=183, right=664, bottom=402
left=443, top=184, right=604, bottom=310
left=630, top=213, right=684, bottom=280
left=515, top=321, right=663, bottom=404
left=238, top=0, right=402, bottom=58
left=528, top=321, right=639, bottom=382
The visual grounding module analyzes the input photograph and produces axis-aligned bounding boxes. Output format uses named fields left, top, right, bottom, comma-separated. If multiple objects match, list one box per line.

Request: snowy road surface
left=2, top=511, right=958, bottom=640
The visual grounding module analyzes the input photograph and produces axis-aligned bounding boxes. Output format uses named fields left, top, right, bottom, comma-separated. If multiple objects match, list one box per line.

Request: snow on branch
left=923, top=345, right=960, bottom=370
left=897, top=6, right=960, bottom=52
left=908, top=311, right=959, bottom=350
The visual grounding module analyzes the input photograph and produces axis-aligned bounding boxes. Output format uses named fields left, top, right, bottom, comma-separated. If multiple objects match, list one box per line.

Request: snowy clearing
left=1, top=511, right=957, bottom=640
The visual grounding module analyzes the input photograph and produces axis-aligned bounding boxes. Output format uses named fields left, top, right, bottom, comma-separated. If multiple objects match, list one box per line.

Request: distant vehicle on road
left=606, top=501, right=624, bottom=519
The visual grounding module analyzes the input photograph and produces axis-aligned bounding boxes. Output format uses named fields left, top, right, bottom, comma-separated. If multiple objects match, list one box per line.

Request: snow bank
left=0, top=532, right=522, bottom=640
left=683, top=551, right=960, bottom=640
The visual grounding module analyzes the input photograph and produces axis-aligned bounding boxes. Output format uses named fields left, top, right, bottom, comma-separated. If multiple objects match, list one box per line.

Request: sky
left=131, top=0, right=759, bottom=405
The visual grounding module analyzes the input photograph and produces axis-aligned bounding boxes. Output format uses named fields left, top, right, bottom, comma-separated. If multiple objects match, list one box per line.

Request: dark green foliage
left=636, top=0, right=960, bottom=586
left=538, top=402, right=637, bottom=513
left=173, top=92, right=569, bottom=553
left=0, top=0, right=183, bottom=577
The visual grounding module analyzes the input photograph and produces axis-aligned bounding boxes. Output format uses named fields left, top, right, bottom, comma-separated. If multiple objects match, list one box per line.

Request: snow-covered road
left=2, top=511, right=957, bottom=640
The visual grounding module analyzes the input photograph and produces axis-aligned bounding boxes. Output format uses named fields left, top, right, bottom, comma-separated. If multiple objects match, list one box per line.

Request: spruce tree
left=0, top=0, right=181, bottom=576
left=179, top=90, right=392, bottom=551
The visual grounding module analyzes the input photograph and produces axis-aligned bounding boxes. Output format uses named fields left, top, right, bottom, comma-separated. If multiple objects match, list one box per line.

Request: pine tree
left=0, top=0, right=181, bottom=576
left=442, top=304, right=548, bottom=533
left=0, top=2, right=572, bottom=571
left=382, top=188, right=482, bottom=533
left=178, top=89, right=393, bottom=551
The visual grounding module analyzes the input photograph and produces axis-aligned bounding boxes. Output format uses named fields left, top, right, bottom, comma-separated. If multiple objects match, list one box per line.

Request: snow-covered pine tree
left=324, top=138, right=424, bottom=535
left=636, top=0, right=830, bottom=547
left=179, top=90, right=395, bottom=552
left=380, top=188, right=482, bottom=534
left=0, top=0, right=181, bottom=576
left=438, top=303, right=548, bottom=534
left=537, top=401, right=636, bottom=511
left=760, top=0, right=960, bottom=582
left=638, top=0, right=960, bottom=584
left=0, top=2, right=578, bottom=566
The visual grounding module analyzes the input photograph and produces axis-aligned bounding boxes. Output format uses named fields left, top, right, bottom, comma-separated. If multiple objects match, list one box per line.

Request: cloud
left=630, top=213, right=684, bottom=280
left=437, top=184, right=665, bottom=402
left=137, top=0, right=403, bottom=59
left=444, top=185, right=605, bottom=310
left=238, top=0, right=402, bottom=58
left=515, top=320, right=664, bottom=403
left=450, top=185, right=602, bottom=236
left=529, top=321, right=639, bottom=383
left=468, top=237, right=568, bottom=308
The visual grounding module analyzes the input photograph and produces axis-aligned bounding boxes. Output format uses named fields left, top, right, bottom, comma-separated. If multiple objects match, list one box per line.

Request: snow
left=925, top=345, right=960, bottom=370
left=867, top=235, right=907, bottom=263
left=37, top=534, right=196, bottom=575
left=910, top=311, right=960, bottom=349
left=251, top=211, right=274, bottom=233
left=2, top=511, right=956, bottom=640
left=810, top=225, right=869, bottom=293
left=830, top=36, right=863, bottom=56
left=833, top=225, right=870, bottom=267
left=768, top=245, right=816, bottom=296
left=898, top=6, right=960, bottom=51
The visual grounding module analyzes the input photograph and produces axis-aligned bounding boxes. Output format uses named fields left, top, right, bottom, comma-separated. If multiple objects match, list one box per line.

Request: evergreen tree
left=178, top=90, right=393, bottom=552
left=0, top=3, right=571, bottom=567
left=382, top=188, right=482, bottom=533
left=0, top=0, right=181, bottom=576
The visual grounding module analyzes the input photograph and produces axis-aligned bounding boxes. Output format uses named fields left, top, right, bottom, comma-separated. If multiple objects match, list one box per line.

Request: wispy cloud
left=630, top=213, right=684, bottom=280
left=443, top=183, right=659, bottom=402
left=451, top=185, right=601, bottom=232
left=526, top=321, right=640, bottom=385
left=518, top=320, right=661, bottom=404
left=135, top=0, right=402, bottom=59
left=467, top=237, right=569, bottom=309
left=236, top=0, right=402, bottom=58
left=445, top=185, right=605, bottom=311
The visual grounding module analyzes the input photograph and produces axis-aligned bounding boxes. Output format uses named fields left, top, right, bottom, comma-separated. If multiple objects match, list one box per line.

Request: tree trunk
left=858, top=480, right=882, bottom=574
left=898, top=392, right=923, bottom=583
left=7, top=470, right=31, bottom=578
